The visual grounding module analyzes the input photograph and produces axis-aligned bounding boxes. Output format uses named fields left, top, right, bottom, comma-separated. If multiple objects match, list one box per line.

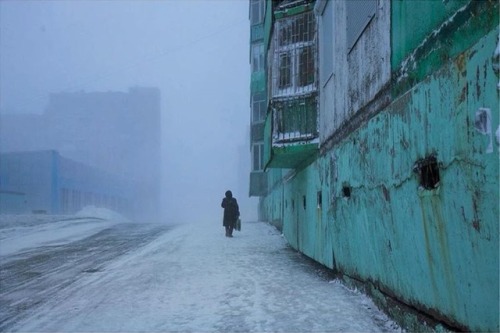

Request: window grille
left=272, top=95, right=318, bottom=143
left=270, top=11, right=317, bottom=98
left=251, top=92, right=267, bottom=123
left=252, top=143, right=264, bottom=171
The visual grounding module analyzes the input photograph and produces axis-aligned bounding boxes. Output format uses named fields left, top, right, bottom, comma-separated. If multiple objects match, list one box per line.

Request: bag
left=235, top=218, right=241, bottom=231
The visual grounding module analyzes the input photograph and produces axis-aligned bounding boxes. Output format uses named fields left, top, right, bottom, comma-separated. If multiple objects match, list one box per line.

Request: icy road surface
left=0, top=216, right=401, bottom=332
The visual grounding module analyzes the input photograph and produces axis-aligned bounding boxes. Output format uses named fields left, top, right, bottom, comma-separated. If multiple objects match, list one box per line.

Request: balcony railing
left=271, top=94, right=318, bottom=145
left=260, top=6, right=319, bottom=169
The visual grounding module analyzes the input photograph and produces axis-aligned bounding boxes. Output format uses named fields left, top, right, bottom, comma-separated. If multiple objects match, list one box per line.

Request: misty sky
left=0, top=0, right=257, bottom=223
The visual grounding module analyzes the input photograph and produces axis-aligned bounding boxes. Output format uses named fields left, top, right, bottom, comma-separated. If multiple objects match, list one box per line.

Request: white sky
left=0, top=0, right=257, bottom=223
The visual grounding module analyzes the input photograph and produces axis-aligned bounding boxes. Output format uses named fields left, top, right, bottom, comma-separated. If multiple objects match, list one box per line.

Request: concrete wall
left=258, top=0, right=499, bottom=330
left=326, top=30, right=499, bottom=331
left=319, top=0, right=391, bottom=143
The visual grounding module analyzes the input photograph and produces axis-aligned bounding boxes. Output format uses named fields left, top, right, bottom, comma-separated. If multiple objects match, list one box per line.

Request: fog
left=0, top=0, right=258, bottom=223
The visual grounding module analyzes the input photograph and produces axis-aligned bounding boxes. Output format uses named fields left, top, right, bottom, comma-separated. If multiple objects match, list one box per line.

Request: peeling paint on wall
left=254, top=0, right=499, bottom=331
left=496, top=125, right=500, bottom=148
left=474, top=107, right=493, bottom=153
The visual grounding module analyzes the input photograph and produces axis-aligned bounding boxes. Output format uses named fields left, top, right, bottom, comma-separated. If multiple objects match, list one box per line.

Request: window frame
left=251, top=42, right=265, bottom=73
left=271, top=11, right=317, bottom=98
left=251, top=92, right=267, bottom=123
left=252, top=142, right=265, bottom=171
left=250, top=0, right=265, bottom=26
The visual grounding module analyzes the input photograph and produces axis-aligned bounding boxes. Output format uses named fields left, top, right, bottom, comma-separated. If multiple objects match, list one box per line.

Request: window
left=252, top=92, right=267, bottom=123
left=61, top=188, right=69, bottom=213
left=271, top=11, right=317, bottom=97
left=320, top=0, right=333, bottom=85
left=278, top=53, right=292, bottom=88
left=252, top=143, right=264, bottom=171
left=299, top=45, right=314, bottom=86
left=346, top=0, right=377, bottom=52
left=279, top=20, right=291, bottom=46
left=252, top=43, right=265, bottom=72
left=72, top=189, right=79, bottom=211
left=250, top=0, right=265, bottom=25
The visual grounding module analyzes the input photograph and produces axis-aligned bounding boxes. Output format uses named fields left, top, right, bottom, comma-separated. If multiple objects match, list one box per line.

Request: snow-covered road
left=1, top=215, right=401, bottom=332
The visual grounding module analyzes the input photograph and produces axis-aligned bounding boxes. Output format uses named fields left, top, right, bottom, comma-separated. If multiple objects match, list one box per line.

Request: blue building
left=0, top=87, right=162, bottom=221
left=0, top=150, right=133, bottom=215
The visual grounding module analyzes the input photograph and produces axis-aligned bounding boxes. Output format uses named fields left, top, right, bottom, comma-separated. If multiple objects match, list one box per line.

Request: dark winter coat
left=221, top=197, right=239, bottom=227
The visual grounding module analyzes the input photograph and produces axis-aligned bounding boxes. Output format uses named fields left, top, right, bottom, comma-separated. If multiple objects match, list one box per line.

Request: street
left=0, top=214, right=401, bottom=332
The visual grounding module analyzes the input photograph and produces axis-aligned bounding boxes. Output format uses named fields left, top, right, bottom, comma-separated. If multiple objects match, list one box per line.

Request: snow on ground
left=6, top=217, right=402, bottom=333
left=0, top=206, right=122, bottom=257
left=75, top=205, right=131, bottom=222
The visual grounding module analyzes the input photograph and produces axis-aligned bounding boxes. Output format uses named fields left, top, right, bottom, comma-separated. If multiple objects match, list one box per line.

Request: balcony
left=263, top=9, right=319, bottom=169
left=272, top=94, right=318, bottom=144
left=264, top=94, right=318, bottom=169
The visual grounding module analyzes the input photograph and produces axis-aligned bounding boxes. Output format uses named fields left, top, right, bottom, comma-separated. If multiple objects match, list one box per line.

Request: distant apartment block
left=0, top=87, right=162, bottom=221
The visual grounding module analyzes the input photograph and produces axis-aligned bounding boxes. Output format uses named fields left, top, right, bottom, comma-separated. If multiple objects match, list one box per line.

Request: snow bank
left=0, top=207, right=128, bottom=257
left=75, top=206, right=130, bottom=223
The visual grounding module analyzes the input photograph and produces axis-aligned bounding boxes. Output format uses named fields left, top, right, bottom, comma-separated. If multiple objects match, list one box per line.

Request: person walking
left=221, top=190, right=239, bottom=237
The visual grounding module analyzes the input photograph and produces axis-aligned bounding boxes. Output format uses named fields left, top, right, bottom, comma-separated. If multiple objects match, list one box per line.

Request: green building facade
left=248, top=0, right=499, bottom=331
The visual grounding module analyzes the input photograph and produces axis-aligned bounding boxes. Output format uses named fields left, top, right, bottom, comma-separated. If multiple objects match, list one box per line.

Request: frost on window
left=299, top=45, right=315, bottom=87
left=268, top=10, right=318, bottom=145
left=271, top=11, right=317, bottom=98
left=278, top=53, right=292, bottom=89
left=272, top=95, right=318, bottom=144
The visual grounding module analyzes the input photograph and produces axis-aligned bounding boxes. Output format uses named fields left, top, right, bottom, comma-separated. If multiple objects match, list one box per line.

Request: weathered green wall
left=392, top=0, right=468, bottom=67
left=259, top=168, right=285, bottom=228
left=392, top=0, right=498, bottom=96
left=260, top=28, right=499, bottom=332
left=282, top=162, right=334, bottom=268
left=263, top=0, right=273, bottom=50
left=330, top=29, right=498, bottom=331
left=250, top=71, right=266, bottom=93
